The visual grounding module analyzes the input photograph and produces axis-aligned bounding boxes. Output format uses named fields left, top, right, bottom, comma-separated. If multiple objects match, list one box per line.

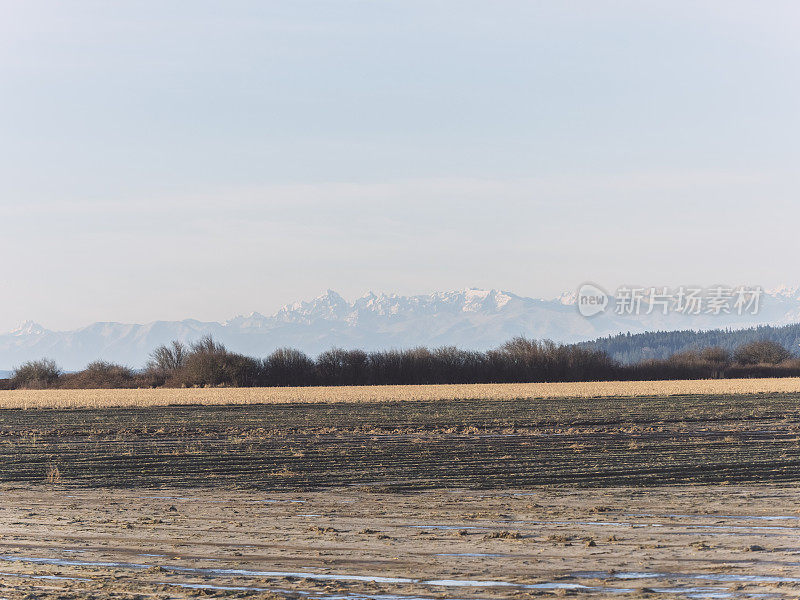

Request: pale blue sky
left=2, top=1, right=799, bottom=331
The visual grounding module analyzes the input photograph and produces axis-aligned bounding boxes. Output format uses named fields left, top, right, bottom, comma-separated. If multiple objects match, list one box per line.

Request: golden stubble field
left=3, top=377, right=800, bottom=408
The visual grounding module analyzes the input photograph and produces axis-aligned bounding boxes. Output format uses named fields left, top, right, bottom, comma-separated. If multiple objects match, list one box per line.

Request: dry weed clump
left=1, top=378, right=800, bottom=409
left=45, top=463, right=61, bottom=484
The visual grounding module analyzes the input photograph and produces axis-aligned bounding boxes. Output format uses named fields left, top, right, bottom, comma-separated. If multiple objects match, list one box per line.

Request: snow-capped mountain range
left=3, top=287, right=800, bottom=370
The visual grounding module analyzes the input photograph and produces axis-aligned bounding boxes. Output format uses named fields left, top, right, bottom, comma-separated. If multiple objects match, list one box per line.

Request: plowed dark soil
left=1, top=394, right=799, bottom=489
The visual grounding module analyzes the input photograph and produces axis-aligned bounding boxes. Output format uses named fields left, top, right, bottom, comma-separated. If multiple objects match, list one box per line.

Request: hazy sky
left=2, top=1, right=800, bottom=332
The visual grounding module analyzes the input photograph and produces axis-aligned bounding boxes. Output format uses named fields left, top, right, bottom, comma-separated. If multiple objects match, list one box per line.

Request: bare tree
left=147, top=340, right=188, bottom=374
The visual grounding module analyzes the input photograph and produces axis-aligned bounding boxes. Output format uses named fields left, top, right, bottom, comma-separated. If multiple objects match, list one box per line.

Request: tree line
left=583, top=323, right=800, bottom=364
left=3, top=336, right=800, bottom=390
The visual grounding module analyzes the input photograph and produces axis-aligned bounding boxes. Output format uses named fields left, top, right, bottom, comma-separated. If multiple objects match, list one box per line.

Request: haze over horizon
left=9, top=283, right=800, bottom=334
left=6, top=284, right=800, bottom=371
left=3, top=1, right=800, bottom=333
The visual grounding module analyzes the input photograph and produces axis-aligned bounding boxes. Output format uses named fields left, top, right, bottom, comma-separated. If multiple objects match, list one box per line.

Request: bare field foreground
left=3, top=485, right=800, bottom=600
left=4, top=377, right=800, bottom=408
left=3, top=388, right=800, bottom=598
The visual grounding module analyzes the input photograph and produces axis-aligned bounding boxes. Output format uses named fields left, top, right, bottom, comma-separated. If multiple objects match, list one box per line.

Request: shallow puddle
left=433, top=553, right=504, bottom=557
left=3, top=553, right=797, bottom=598
left=408, top=525, right=482, bottom=530
left=628, top=514, right=800, bottom=521
left=0, top=554, right=632, bottom=594
left=165, top=582, right=491, bottom=600
left=577, top=570, right=800, bottom=584
left=0, top=570, right=92, bottom=582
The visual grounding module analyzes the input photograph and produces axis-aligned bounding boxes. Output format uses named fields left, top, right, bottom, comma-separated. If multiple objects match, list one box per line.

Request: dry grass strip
left=2, top=378, right=800, bottom=409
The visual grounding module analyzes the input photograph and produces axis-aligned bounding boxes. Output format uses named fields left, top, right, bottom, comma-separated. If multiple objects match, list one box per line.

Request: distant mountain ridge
left=4, top=287, right=800, bottom=370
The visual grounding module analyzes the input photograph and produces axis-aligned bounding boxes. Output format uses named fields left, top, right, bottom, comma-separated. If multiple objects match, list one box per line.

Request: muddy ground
left=1, top=485, right=800, bottom=599
left=1, top=395, right=800, bottom=598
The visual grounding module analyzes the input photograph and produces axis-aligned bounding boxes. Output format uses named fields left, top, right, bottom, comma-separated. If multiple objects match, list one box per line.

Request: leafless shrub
left=733, top=340, right=792, bottom=365
left=172, top=336, right=261, bottom=387
left=60, top=360, right=136, bottom=389
left=263, top=348, right=315, bottom=386
left=11, top=358, right=61, bottom=389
